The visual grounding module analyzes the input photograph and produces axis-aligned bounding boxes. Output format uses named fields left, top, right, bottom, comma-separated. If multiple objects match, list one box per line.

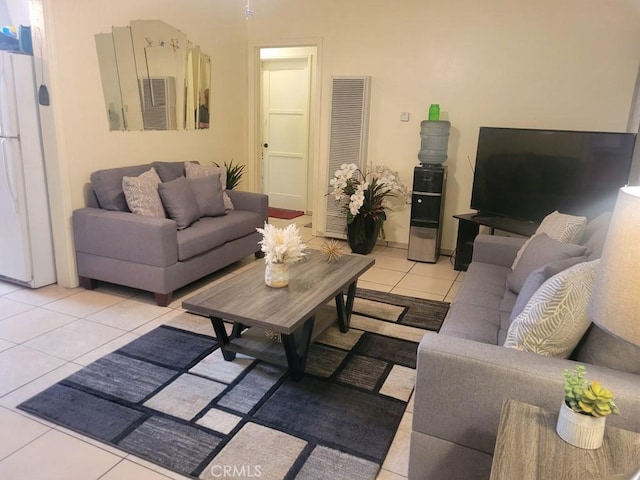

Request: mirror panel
left=113, top=26, right=144, bottom=130
left=94, top=20, right=210, bottom=132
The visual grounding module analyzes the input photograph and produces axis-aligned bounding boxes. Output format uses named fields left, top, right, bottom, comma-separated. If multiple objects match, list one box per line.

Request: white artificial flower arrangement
left=256, top=222, right=308, bottom=265
left=329, top=163, right=410, bottom=245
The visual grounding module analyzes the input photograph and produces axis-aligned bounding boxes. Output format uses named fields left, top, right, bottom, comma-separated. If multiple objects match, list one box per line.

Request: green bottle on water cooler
left=428, top=104, right=440, bottom=121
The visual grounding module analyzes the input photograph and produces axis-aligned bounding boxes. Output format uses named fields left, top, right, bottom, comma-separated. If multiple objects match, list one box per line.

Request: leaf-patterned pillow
left=504, top=259, right=598, bottom=358
left=122, top=167, right=165, bottom=218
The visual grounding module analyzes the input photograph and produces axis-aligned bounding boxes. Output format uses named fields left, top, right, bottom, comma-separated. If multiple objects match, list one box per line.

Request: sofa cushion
left=91, top=164, right=151, bottom=211
left=512, top=211, right=587, bottom=269
left=504, top=260, right=598, bottom=358
left=579, top=212, right=612, bottom=261
left=176, top=210, right=263, bottom=261
left=189, top=175, right=226, bottom=217
left=157, top=176, right=201, bottom=230
left=509, top=256, right=587, bottom=322
left=572, top=324, right=640, bottom=375
left=507, top=233, right=587, bottom=294
left=440, top=302, right=505, bottom=344
left=151, top=161, right=187, bottom=182
left=185, top=161, right=234, bottom=210
left=122, top=167, right=165, bottom=218
left=454, top=262, right=512, bottom=311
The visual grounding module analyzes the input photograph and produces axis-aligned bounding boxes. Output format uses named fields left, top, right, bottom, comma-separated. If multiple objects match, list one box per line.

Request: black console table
left=453, top=213, right=539, bottom=271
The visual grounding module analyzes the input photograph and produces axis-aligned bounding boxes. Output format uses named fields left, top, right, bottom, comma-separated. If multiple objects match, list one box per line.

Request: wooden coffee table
left=182, top=251, right=374, bottom=380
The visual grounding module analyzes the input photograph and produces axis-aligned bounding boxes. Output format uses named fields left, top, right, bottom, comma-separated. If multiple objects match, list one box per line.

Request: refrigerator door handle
left=1, top=139, right=18, bottom=212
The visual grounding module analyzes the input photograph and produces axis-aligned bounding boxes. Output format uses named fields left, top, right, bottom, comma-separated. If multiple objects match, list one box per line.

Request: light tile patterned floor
left=0, top=215, right=461, bottom=480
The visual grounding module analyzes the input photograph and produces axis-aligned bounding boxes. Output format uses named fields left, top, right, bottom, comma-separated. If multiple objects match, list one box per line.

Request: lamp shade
left=588, top=186, right=640, bottom=347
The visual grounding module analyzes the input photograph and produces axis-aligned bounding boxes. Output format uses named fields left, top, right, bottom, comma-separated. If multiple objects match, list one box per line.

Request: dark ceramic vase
left=347, top=215, right=381, bottom=255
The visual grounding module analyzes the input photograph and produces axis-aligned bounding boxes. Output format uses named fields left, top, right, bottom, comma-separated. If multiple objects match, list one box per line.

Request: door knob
left=263, top=143, right=269, bottom=148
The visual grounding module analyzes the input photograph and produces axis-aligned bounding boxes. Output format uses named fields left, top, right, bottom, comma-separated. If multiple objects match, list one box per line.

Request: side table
left=489, top=399, right=640, bottom=480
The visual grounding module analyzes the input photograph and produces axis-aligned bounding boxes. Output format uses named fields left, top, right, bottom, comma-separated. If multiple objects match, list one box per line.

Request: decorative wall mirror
left=95, top=20, right=211, bottom=131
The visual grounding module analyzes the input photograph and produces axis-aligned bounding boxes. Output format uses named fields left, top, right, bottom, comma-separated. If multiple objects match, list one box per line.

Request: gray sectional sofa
left=72, top=161, right=268, bottom=306
left=409, top=214, right=640, bottom=480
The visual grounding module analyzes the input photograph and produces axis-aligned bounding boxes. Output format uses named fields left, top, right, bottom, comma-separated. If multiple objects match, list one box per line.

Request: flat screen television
left=470, top=127, right=636, bottom=223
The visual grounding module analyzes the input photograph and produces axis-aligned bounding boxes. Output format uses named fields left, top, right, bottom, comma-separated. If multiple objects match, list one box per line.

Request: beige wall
left=247, top=0, right=640, bottom=251
left=37, top=0, right=640, bottom=286
left=35, top=0, right=248, bottom=287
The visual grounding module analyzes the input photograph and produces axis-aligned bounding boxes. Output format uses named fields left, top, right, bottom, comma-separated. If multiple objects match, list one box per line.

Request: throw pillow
left=184, top=161, right=234, bottom=210
left=509, top=255, right=587, bottom=322
left=511, top=210, right=587, bottom=270
left=504, top=259, right=599, bottom=358
left=122, top=167, right=165, bottom=218
left=157, top=176, right=201, bottom=230
left=188, top=175, right=226, bottom=217
left=151, top=161, right=186, bottom=182
left=507, top=233, right=587, bottom=294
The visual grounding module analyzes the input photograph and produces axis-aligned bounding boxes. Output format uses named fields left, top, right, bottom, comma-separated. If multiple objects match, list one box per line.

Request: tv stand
left=453, top=213, right=539, bottom=271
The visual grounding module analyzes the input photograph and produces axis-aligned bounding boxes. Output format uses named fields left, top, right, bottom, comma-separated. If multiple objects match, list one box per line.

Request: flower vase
left=265, top=262, right=289, bottom=288
left=556, top=401, right=606, bottom=449
left=347, top=216, right=381, bottom=255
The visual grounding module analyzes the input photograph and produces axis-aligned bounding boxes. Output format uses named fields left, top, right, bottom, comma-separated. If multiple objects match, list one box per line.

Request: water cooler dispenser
left=407, top=165, right=447, bottom=263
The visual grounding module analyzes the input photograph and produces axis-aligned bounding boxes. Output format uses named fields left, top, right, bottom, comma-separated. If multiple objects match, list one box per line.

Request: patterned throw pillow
left=504, top=259, right=599, bottom=358
left=122, top=167, right=165, bottom=218
left=184, top=161, right=234, bottom=210
left=511, top=211, right=587, bottom=270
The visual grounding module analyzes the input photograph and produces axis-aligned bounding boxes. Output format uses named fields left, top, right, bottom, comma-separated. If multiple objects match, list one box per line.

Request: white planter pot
left=556, top=401, right=606, bottom=449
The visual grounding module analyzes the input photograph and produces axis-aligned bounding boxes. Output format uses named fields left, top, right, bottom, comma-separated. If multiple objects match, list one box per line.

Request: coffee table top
left=182, top=251, right=374, bottom=334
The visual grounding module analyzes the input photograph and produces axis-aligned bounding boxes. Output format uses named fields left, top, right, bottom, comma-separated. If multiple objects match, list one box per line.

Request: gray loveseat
left=72, top=161, right=268, bottom=306
left=409, top=215, right=640, bottom=479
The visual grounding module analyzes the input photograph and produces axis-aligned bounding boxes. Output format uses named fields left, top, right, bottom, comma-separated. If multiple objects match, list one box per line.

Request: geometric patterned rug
left=18, top=289, right=449, bottom=479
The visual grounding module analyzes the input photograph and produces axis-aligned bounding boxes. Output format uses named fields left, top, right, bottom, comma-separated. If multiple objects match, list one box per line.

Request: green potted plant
left=556, top=365, right=619, bottom=449
left=212, top=159, right=245, bottom=190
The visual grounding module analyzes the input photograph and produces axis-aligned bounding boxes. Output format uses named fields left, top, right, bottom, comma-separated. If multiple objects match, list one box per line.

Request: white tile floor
left=0, top=216, right=462, bottom=480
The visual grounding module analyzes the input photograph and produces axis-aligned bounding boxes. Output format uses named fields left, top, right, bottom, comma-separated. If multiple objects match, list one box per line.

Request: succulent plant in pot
left=557, top=365, right=619, bottom=449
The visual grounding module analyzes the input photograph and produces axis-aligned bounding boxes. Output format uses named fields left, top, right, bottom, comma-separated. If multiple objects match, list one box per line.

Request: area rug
left=18, top=291, right=449, bottom=480
left=268, top=207, right=305, bottom=220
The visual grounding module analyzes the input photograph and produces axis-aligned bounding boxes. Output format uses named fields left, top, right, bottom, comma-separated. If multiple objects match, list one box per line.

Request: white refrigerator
left=0, top=50, right=56, bottom=288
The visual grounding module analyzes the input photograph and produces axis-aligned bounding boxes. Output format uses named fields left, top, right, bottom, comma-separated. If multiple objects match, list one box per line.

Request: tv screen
left=470, top=127, right=636, bottom=223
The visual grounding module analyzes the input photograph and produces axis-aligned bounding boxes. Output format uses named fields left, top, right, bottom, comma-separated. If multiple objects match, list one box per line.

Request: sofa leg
left=255, top=251, right=265, bottom=259
left=154, top=292, right=173, bottom=307
left=79, top=276, right=97, bottom=290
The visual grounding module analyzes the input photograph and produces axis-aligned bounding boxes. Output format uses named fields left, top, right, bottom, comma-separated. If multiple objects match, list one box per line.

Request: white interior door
left=261, top=58, right=310, bottom=211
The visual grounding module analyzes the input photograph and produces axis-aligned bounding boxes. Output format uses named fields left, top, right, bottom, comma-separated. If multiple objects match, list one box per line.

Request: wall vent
left=324, top=76, right=371, bottom=238
left=138, top=76, right=177, bottom=130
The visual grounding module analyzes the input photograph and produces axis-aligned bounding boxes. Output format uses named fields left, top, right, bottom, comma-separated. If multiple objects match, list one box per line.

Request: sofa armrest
left=73, top=208, right=178, bottom=267
left=227, top=190, right=268, bottom=223
left=413, top=332, right=640, bottom=455
left=471, top=234, right=525, bottom=268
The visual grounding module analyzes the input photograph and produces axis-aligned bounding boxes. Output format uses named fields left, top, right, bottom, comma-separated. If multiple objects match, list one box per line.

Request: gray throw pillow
left=185, top=161, right=234, bottom=210
left=189, top=175, right=226, bottom=217
left=507, top=233, right=587, bottom=294
left=157, top=176, right=201, bottom=229
left=510, top=256, right=587, bottom=322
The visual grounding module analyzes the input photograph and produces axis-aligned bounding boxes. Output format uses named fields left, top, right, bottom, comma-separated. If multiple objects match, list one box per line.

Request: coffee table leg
left=282, top=316, right=315, bottom=381
left=210, top=316, right=237, bottom=361
left=335, top=280, right=358, bottom=333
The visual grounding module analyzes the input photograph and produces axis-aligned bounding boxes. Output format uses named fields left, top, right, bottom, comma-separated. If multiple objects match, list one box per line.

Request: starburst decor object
left=321, top=239, right=344, bottom=263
